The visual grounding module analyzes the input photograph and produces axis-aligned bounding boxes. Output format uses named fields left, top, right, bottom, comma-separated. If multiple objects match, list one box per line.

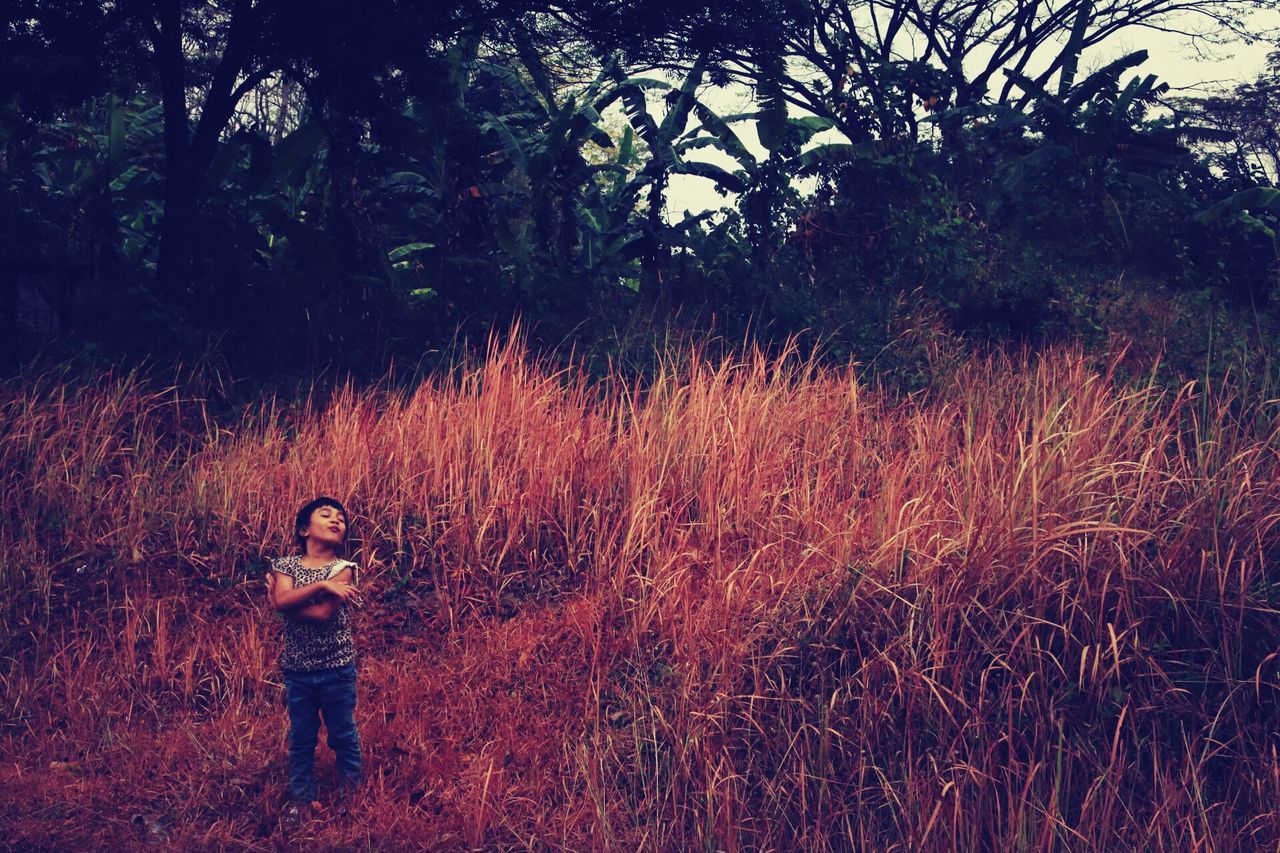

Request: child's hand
left=324, top=579, right=361, bottom=604
left=265, top=572, right=277, bottom=604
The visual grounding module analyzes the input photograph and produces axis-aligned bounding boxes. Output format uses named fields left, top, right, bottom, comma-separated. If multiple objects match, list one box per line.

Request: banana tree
left=903, top=49, right=1239, bottom=272
left=472, top=48, right=752, bottom=296
left=1195, top=186, right=1280, bottom=252
left=476, top=68, right=629, bottom=274
left=728, top=50, right=903, bottom=262
left=994, top=51, right=1228, bottom=191
left=604, top=53, right=753, bottom=295
left=11, top=93, right=168, bottom=330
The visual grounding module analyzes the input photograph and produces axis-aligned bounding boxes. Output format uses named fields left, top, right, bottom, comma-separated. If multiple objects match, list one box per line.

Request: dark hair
left=294, top=496, right=349, bottom=553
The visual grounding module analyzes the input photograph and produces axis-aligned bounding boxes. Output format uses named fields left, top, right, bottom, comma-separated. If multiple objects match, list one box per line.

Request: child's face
left=301, top=504, right=347, bottom=550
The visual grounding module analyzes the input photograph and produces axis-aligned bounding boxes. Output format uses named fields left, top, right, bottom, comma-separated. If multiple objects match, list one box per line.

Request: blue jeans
left=283, top=662, right=362, bottom=802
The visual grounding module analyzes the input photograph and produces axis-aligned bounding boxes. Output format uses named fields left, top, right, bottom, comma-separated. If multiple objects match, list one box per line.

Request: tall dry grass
left=1, top=333, right=1278, bottom=849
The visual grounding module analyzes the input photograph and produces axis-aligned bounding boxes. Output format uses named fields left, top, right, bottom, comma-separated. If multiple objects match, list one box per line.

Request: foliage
left=2, top=2, right=1279, bottom=380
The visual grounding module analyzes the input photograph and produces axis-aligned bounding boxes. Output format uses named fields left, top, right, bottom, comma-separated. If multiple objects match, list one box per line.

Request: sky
left=659, top=7, right=1280, bottom=221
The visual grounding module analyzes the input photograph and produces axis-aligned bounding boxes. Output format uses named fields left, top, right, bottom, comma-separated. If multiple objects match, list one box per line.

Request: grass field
left=2, top=333, right=1279, bottom=850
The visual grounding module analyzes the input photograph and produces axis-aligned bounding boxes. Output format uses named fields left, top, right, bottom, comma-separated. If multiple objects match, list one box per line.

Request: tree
left=137, top=0, right=279, bottom=301
left=687, top=0, right=1276, bottom=151
left=1178, top=50, right=1280, bottom=183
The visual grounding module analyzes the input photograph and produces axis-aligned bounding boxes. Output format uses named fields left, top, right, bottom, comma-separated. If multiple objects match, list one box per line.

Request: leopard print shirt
left=272, top=555, right=357, bottom=672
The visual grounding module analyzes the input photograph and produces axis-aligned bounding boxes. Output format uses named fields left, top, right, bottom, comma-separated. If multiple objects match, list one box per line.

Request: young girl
left=265, top=496, right=364, bottom=827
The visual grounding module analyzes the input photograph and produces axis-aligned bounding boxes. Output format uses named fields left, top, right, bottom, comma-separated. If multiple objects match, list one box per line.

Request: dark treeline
left=4, top=0, right=1280, bottom=384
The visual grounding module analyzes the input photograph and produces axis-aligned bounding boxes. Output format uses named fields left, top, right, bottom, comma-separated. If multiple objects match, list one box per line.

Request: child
left=265, top=496, right=364, bottom=827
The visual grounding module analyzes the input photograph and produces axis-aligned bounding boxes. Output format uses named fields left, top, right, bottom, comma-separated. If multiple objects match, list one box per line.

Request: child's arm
left=268, top=571, right=327, bottom=611
left=296, top=566, right=357, bottom=622
left=271, top=569, right=358, bottom=617
left=272, top=568, right=357, bottom=621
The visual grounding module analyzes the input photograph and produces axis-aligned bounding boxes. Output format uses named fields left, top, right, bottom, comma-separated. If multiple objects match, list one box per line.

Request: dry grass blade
left=1, top=335, right=1278, bottom=848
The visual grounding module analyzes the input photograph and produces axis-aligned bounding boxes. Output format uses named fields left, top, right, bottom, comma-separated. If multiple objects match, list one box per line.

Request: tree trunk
left=148, top=0, right=263, bottom=305
left=150, top=3, right=194, bottom=303
left=1057, top=1, right=1094, bottom=98
left=272, top=76, right=298, bottom=145
left=641, top=171, right=668, bottom=302
left=322, top=107, right=391, bottom=356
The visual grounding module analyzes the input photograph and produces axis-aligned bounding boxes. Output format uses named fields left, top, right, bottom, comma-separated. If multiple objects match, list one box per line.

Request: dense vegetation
left=6, top=2, right=1280, bottom=848
left=2, top=339, right=1279, bottom=848
left=4, top=0, right=1280, bottom=382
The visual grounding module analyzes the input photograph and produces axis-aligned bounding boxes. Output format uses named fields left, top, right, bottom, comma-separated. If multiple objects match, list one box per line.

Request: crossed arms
left=267, top=567, right=359, bottom=622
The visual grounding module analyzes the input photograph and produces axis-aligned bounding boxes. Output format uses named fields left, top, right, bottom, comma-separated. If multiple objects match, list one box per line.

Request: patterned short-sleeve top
left=272, top=555, right=358, bottom=672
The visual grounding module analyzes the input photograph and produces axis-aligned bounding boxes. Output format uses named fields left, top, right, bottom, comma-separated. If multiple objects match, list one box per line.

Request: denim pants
left=283, top=662, right=362, bottom=802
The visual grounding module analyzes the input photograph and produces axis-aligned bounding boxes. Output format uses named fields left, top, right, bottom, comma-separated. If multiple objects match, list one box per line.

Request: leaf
left=615, top=236, right=648, bottom=263
left=383, top=171, right=430, bottom=186
left=782, top=116, right=832, bottom=149
left=1172, top=125, right=1235, bottom=145
left=575, top=201, right=602, bottom=233
left=223, top=129, right=272, bottom=190
left=475, top=60, right=548, bottom=118
left=509, top=25, right=559, bottom=113
left=1005, top=68, right=1054, bottom=104
left=388, top=242, right=434, bottom=262
left=672, top=160, right=748, bottom=192
left=106, top=95, right=125, bottom=174
left=270, top=121, right=327, bottom=187
left=615, top=82, right=669, bottom=165
left=480, top=112, right=529, bottom=172
left=617, top=124, right=635, bottom=167
left=922, top=102, right=1030, bottom=130
left=783, top=140, right=903, bottom=176
left=1105, top=140, right=1190, bottom=168
left=128, top=104, right=164, bottom=141
left=1110, top=74, right=1155, bottom=122
left=1195, top=187, right=1280, bottom=225
left=586, top=163, right=628, bottom=177
left=755, top=51, right=789, bottom=154
left=1118, top=172, right=1175, bottom=199
left=672, top=209, right=717, bottom=233
left=658, top=54, right=707, bottom=143
left=528, top=95, right=578, bottom=187
left=570, top=102, right=614, bottom=150
left=1237, top=212, right=1277, bottom=245
left=1064, top=50, right=1149, bottom=112
left=791, top=115, right=836, bottom=133
left=675, top=136, right=745, bottom=157
left=687, top=98, right=755, bottom=165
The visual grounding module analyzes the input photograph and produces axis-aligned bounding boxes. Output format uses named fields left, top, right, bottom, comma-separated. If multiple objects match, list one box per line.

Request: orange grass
left=1, top=333, right=1279, bottom=849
